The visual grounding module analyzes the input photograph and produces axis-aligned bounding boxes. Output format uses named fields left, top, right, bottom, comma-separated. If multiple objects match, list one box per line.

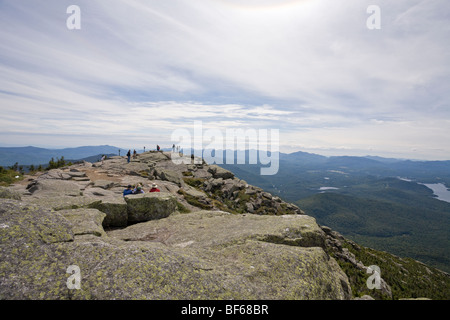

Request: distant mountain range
left=0, top=145, right=180, bottom=167
left=0, top=145, right=130, bottom=167
left=2, top=146, right=450, bottom=181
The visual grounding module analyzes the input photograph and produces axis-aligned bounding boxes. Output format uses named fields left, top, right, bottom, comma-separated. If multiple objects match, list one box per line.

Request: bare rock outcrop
left=0, top=151, right=354, bottom=300
left=0, top=198, right=351, bottom=300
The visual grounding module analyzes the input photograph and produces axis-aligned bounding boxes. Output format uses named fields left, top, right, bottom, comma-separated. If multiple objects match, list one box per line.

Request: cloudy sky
left=0, top=0, right=449, bottom=160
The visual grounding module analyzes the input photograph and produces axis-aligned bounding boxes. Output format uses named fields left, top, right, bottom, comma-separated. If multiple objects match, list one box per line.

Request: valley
left=221, top=151, right=450, bottom=273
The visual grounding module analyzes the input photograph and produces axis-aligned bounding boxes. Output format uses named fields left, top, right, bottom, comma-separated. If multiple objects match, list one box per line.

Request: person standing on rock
left=149, top=183, right=160, bottom=193
left=133, top=149, right=137, bottom=159
left=127, top=150, right=131, bottom=163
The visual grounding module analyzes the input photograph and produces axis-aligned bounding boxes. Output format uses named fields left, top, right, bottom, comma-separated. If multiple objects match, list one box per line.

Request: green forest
left=221, top=152, right=450, bottom=273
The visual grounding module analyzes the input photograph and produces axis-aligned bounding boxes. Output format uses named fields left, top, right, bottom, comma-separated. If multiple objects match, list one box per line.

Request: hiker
left=149, top=183, right=160, bottom=193
left=133, top=149, right=137, bottom=159
left=127, top=150, right=131, bottom=163
left=157, top=145, right=160, bottom=152
left=133, top=185, right=144, bottom=194
left=123, top=185, right=133, bottom=196
left=101, top=155, right=106, bottom=164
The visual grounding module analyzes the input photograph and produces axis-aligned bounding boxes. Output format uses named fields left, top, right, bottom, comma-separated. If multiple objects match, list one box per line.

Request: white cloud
left=0, top=0, right=449, bottom=159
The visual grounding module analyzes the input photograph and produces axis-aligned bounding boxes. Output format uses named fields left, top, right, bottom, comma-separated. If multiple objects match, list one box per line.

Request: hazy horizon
left=0, top=143, right=447, bottom=162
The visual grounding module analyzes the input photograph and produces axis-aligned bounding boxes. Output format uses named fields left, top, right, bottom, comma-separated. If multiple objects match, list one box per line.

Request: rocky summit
left=0, top=151, right=448, bottom=300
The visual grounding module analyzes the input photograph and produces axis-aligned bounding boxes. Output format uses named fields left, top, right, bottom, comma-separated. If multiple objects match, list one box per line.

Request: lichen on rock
left=0, top=199, right=351, bottom=300
left=0, top=151, right=352, bottom=300
left=125, top=192, right=177, bottom=224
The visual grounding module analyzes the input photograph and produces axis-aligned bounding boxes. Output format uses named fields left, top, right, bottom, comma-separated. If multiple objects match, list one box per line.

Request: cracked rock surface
left=0, top=152, right=352, bottom=300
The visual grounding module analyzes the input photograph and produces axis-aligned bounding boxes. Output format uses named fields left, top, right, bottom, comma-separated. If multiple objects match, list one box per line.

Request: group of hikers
left=121, top=145, right=178, bottom=196
left=123, top=183, right=161, bottom=196
left=125, top=144, right=182, bottom=163
left=126, top=149, right=139, bottom=163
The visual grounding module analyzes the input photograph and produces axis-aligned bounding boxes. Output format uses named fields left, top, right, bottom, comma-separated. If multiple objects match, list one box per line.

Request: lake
left=318, top=187, right=340, bottom=193
left=422, top=183, right=450, bottom=203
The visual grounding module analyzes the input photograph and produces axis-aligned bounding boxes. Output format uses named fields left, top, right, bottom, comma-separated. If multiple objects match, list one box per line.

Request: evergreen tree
left=9, top=162, right=19, bottom=172
left=48, top=158, right=56, bottom=170
left=47, top=157, right=68, bottom=170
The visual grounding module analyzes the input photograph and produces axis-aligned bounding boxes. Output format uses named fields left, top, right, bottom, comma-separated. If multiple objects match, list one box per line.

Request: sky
left=0, top=0, right=449, bottom=160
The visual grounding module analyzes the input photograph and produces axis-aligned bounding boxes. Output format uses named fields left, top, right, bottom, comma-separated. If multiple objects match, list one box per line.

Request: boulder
left=0, top=199, right=353, bottom=300
left=0, top=199, right=74, bottom=244
left=83, top=188, right=116, bottom=198
left=88, top=199, right=128, bottom=228
left=125, top=192, right=177, bottom=224
left=204, top=177, right=224, bottom=192
left=262, top=192, right=272, bottom=200
left=23, top=196, right=101, bottom=211
left=108, top=210, right=351, bottom=299
left=192, top=168, right=212, bottom=179
left=72, top=177, right=91, bottom=182
left=155, top=169, right=182, bottom=186
left=221, top=180, right=241, bottom=198
left=0, top=186, right=22, bottom=200
left=246, top=202, right=255, bottom=213
left=84, top=189, right=128, bottom=228
left=58, top=208, right=107, bottom=237
left=111, top=211, right=326, bottom=249
left=183, top=185, right=208, bottom=199
left=67, top=171, right=87, bottom=178
left=161, top=183, right=180, bottom=194
left=122, top=162, right=152, bottom=176
left=92, top=180, right=116, bottom=189
left=26, top=180, right=82, bottom=197
left=82, top=161, right=93, bottom=168
left=137, top=151, right=169, bottom=163
left=207, top=165, right=234, bottom=180
left=37, top=169, right=72, bottom=180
